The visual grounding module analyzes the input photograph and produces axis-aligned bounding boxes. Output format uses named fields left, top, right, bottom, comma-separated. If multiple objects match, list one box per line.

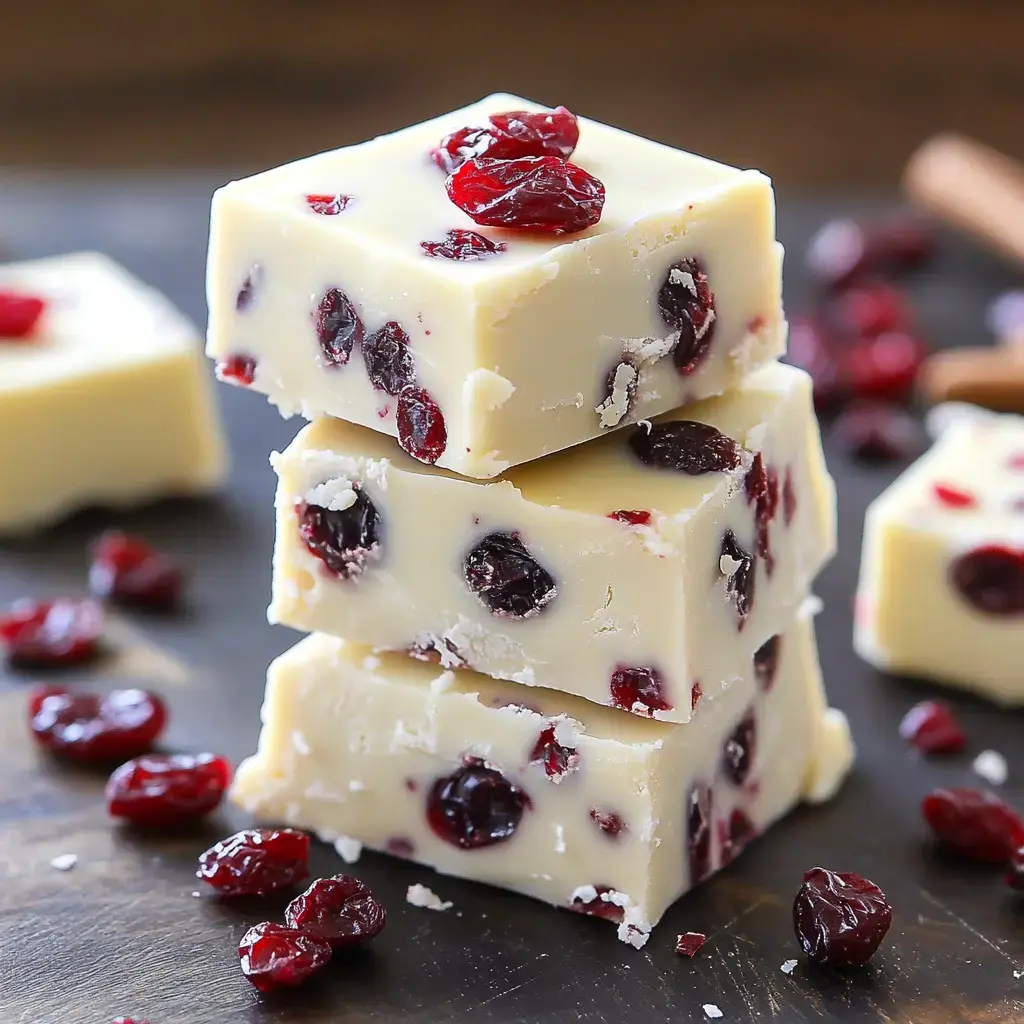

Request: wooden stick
left=918, top=347, right=1024, bottom=412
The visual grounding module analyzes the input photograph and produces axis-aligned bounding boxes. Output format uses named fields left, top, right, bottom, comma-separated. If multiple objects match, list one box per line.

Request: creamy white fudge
left=270, top=362, right=834, bottom=723
left=0, top=253, right=226, bottom=533
left=233, top=601, right=854, bottom=947
left=206, top=93, right=784, bottom=477
left=856, top=411, right=1024, bottom=702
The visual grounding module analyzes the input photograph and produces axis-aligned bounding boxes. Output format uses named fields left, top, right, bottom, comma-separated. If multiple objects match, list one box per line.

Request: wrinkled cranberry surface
left=590, top=810, right=625, bottom=838
left=832, top=402, right=924, bottom=464
left=898, top=700, right=966, bottom=755
left=530, top=723, right=579, bottom=780
left=215, top=353, right=257, bottom=386
left=922, top=787, right=1024, bottom=863
left=197, top=828, right=310, bottom=897
left=687, top=782, right=713, bottom=882
left=433, top=107, right=579, bottom=172
left=0, top=598, right=103, bottom=669
left=362, top=321, right=416, bottom=396
left=949, top=545, right=1024, bottom=616
left=238, top=921, right=332, bottom=993
left=420, top=229, right=508, bottom=260
left=297, top=491, right=382, bottom=580
left=89, top=532, right=184, bottom=610
left=0, top=291, right=46, bottom=338
left=427, top=758, right=528, bottom=849
left=745, top=454, right=780, bottom=576
left=106, top=752, right=232, bottom=827
left=285, top=874, right=386, bottom=948
left=722, top=710, right=757, bottom=785
left=720, top=530, right=755, bottom=624
left=464, top=532, right=556, bottom=618
left=609, top=665, right=672, bottom=717
left=305, top=193, right=352, bottom=215
left=691, top=681, right=703, bottom=712
left=657, top=258, right=717, bottom=375
left=675, top=932, right=707, bottom=957
left=315, top=288, right=363, bottom=367
left=628, top=420, right=742, bottom=474
left=754, top=635, right=781, bottom=691
left=396, top=386, right=447, bottom=464
left=607, top=509, right=653, bottom=526
left=846, top=332, right=927, bottom=403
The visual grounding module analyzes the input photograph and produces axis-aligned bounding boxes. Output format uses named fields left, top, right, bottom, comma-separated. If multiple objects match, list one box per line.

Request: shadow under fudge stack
left=207, top=94, right=854, bottom=947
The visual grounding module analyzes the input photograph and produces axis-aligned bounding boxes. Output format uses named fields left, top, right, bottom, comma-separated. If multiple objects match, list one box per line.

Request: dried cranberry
left=846, top=332, right=927, bottom=403
left=720, top=531, right=755, bottom=624
left=197, top=828, right=310, bottom=897
left=1006, top=846, right=1024, bottom=890
left=628, top=420, right=743, bottom=474
left=420, top=229, right=508, bottom=260
left=922, top=787, right=1024, bottom=862
left=835, top=283, right=911, bottom=338
left=793, top=867, right=892, bottom=966
left=607, top=509, right=653, bottom=526
left=590, top=810, right=625, bottom=838
left=464, top=532, right=557, bottom=619
left=29, top=686, right=166, bottom=763
left=297, top=491, right=382, bottom=580
left=569, top=885, right=623, bottom=922
left=899, top=701, right=966, bottom=755
left=687, top=782, right=713, bottom=883
left=446, top=157, right=605, bottom=234
left=675, top=932, right=707, bottom=957
left=530, top=723, right=579, bottom=781
left=305, top=193, right=352, bottom=215
left=719, top=808, right=757, bottom=865
left=433, top=107, right=579, bottom=172
left=106, top=752, right=232, bottom=827
left=782, top=467, right=797, bottom=526
left=89, top=532, right=184, bottom=610
left=362, top=321, right=416, bottom=396
left=0, top=291, right=45, bottom=338
left=691, top=681, right=703, bottom=712
left=657, top=258, right=717, bottom=375
left=950, top=545, right=1024, bottom=615
left=932, top=483, right=976, bottom=509
left=426, top=758, right=529, bottom=849
left=832, top=402, right=924, bottom=464
left=285, top=874, right=386, bottom=948
left=238, top=921, right=331, bottom=993
left=722, top=710, right=757, bottom=785
left=215, top=353, right=257, bottom=386
left=431, top=126, right=495, bottom=173
left=609, top=665, right=672, bottom=717
left=315, top=288, right=363, bottom=367
left=786, top=316, right=845, bottom=411
left=0, top=598, right=103, bottom=669
left=754, top=635, right=781, bottom=691
left=396, top=386, right=447, bottom=464
left=745, top=455, right=779, bottom=577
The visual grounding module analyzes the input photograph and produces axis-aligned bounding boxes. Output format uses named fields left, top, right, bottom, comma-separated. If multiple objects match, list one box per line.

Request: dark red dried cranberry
left=898, top=700, right=965, bottom=755
left=782, top=466, right=797, bottom=526
left=89, top=532, right=184, bottom=610
left=106, top=752, right=232, bottom=827
left=805, top=214, right=935, bottom=288
left=305, top=193, right=352, bottom=215
left=238, top=921, right=331, bottom=993
left=362, top=321, right=416, bottom=396
left=722, top=709, right=757, bottom=785
left=530, top=723, right=579, bottom=780
left=675, top=932, right=707, bottom=957
left=386, top=836, right=415, bottom=857
left=657, top=258, right=716, bottom=375
left=215, top=353, right=257, bottom=386
left=832, top=402, right=924, bottom=464
left=433, top=107, right=579, bottom=172
left=446, top=157, right=605, bottom=234
left=432, top=126, right=495, bottom=173
left=397, top=386, right=447, bottom=464
left=629, top=420, right=743, bottom=474
left=720, top=531, right=755, bottom=624
left=609, top=665, right=672, bottom=717
left=687, top=782, right=713, bottom=883
left=426, top=758, right=529, bottom=849
left=691, top=681, right=703, bottom=712
left=835, top=283, right=912, bottom=338
left=569, top=885, right=624, bottom=922
left=590, top=809, right=625, bottom=838
left=29, top=686, right=166, bottom=763
left=0, top=291, right=45, bottom=338
left=932, top=482, right=976, bottom=509
left=464, top=532, right=557, bottom=619
left=315, top=288, right=363, bottom=367
left=607, top=509, right=653, bottom=526
left=754, top=636, right=781, bottom=691
left=719, top=808, right=757, bottom=865
left=285, top=874, right=386, bottom=948
left=922, top=787, right=1024, bottom=862
left=0, top=598, right=103, bottom=669
left=950, top=545, right=1024, bottom=616
left=297, top=491, right=382, bottom=580
left=420, top=229, right=508, bottom=260
left=745, top=454, right=780, bottom=576
left=786, top=316, right=845, bottom=411
left=793, top=867, right=892, bottom=966
left=1006, top=846, right=1024, bottom=890
left=846, top=332, right=927, bottom=403
left=197, top=828, right=310, bottom=897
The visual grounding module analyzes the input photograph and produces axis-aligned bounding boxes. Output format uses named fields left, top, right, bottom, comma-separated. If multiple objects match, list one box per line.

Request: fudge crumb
left=333, top=836, right=363, bottom=864
left=49, top=853, right=78, bottom=872
left=780, top=959, right=797, bottom=975
left=675, top=932, right=707, bottom=957
left=973, top=750, right=1009, bottom=786
left=703, top=1005, right=724, bottom=1020
left=407, top=883, right=453, bottom=911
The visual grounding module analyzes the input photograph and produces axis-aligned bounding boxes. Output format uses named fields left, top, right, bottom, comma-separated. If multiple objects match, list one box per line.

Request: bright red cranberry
left=629, top=420, right=742, bottom=474
left=609, top=665, right=672, bottom=717
left=1006, top=846, right=1024, bottom=890
left=0, top=291, right=46, bottom=338
left=657, top=258, right=717, bottom=375
left=719, top=808, right=757, bottom=865
left=362, top=321, right=416, bottom=396
left=691, top=681, right=702, bottom=712
left=675, top=932, right=707, bottom=957
left=215, top=353, right=257, bottom=386
left=898, top=700, right=966, bottom=755
left=754, top=635, right=781, bottom=691
left=832, top=402, right=924, bottom=464
left=530, top=723, right=579, bottom=780
left=238, top=921, right=332, bottom=993
left=433, top=107, right=579, bottom=172
left=786, top=316, right=845, bottom=411
left=197, top=828, right=310, bottom=897
left=427, top=757, right=529, bottom=849
left=420, top=229, right=508, bottom=260
left=89, top=532, right=184, bottom=610
left=0, top=598, right=103, bottom=669
left=835, top=283, right=912, bottom=338
left=29, top=686, right=166, bottom=763
left=397, top=386, right=447, bottom=464
left=782, top=466, right=797, bottom=526
left=722, top=710, right=757, bottom=785
left=106, top=752, right=232, bottom=827
left=687, top=782, right=713, bottom=883
left=950, top=545, right=1024, bottom=615
left=845, top=332, right=927, bottom=403
left=590, top=810, right=625, bottom=838
left=297, top=491, right=382, bottom=580
left=569, top=885, right=624, bottom=922
left=793, top=867, right=892, bottom=966
left=464, top=532, right=557, bottom=619
left=305, top=193, right=352, bottom=215
left=285, top=874, right=386, bottom=948
left=446, top=156, right=605, bottom=234
left=720, top=530, right=755, bottom=624
left=315, top=288, right=363, bottom=367
left=607, top=509, right=653, bottom=526
left=921, top=787, right=1024, bottom=863
left=431, top=126, right=494, bottom=173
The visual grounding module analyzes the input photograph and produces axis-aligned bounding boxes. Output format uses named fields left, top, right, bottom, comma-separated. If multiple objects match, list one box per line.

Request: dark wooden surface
left=2, top=179, right=1024, bottom=1024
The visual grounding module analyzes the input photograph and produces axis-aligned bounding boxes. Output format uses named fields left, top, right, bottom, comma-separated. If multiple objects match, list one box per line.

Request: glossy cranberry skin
left=420, top=229, right=508, bottom=260
left=675, top=932, right=707, bottom=957
left=922, top=787, right=1024, bottom=863
left=29, top=687, right=167, bottom=763
left=530, top=724, right=579, bottom=780
left=720, top=530, right=755, bottom=624
left=1006, top=846, right=1024, bottom=890
left=609, top=665, right=672, bottom=717
left=362, top=321, right=416, bottom=396
left=315, top=288, right=363, bottom=367
left=215, top=353, right=257, bottom=386
left=835, top=283, right=912, bottom=338
left=396, top=386, right=447, bottom=464
left=0, top=597, right=103, bottom=669
left=793, top=867, right=892, bottom=967
left=722, top=710, right=757, bottom=785
left=433, top=106, right=579, bottom=172
left=687, top=782, right=713, bottom=883
left=0, top=291, right=46, bottom=338
left=845, top=332, right=927, bottom=403
left=447, top=156, right=605, bottom=234
left=832, top=402, right=924, bottom=464
left=464, top=532, right=557, bottom=619
left=106, top=752, right=232, bottom=827
left=197, top=828, right=310, bottom=897
left=285, top=874, right=386, bottom=949
left=628, top=420, right=742, bottom=474
left=898, top=700, right=966, bottom=755
left=658, top=258, right=717, bottom=375
left=754, top=635, right=781, bottom=691
left=949, top=545, right=1024, bottom=616
left=305, top=193, right=351, bottom=215
left=297, top=491, right=382, bottom=580
left=238, top=921, right=332, bottom=993
left=89, top=532, right=184, bottom=610
left=426, top=758, right=529, bottom=849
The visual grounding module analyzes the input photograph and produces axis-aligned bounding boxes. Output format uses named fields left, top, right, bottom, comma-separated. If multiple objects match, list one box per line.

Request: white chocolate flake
left=333, top=836, right=363, bottom=864
left=407, top=883, right=453, bottom=911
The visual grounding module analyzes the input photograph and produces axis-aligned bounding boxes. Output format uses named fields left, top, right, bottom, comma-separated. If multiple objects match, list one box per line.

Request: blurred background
left=5, top=0, right=1024, bottom=185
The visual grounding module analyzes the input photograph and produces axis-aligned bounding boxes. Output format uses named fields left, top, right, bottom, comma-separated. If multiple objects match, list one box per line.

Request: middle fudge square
left=270, top=362, right=835, bottom=724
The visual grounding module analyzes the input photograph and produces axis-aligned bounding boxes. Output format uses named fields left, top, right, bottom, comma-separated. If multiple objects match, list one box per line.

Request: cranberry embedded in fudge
left=297, top=491, right=383, bottom=580
left=426, top=757, right=530, bottom=849
left=463, top=532, right=557, bottom=619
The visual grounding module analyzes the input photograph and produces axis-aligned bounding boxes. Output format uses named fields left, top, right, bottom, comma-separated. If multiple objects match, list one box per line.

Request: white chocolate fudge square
left=269, top=363, right=835, bottom=723
left=232, top=600, right=853, bottom=946
left=206, top=93, right=784, bottom=478
left=0, top=253, right=226, bottom=533
left=855, top=411, right=1024, bottom=702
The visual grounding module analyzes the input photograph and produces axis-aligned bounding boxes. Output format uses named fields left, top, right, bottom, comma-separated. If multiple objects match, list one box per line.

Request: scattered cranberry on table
left=197, top=828, right=310, bottom=897
left=898, top=700, right=966, bottom=755
left=106, top=752, right=232, bottom=827
left=0, top=290, right=46, bottom=338
left=834, top=282, right=912, bottom=339
left=238, top=921, right=332, bottom=993
left=284, top=875, right=387, bottom=949
left=675, top=931, right=707, bottom=957
left=89, top=531, right=185, bottom=610
left=921, top=787, right=1024, bottom=863
left=844, top=331, right=928, bottom=404
left=0, top=597, right=104, bottom=669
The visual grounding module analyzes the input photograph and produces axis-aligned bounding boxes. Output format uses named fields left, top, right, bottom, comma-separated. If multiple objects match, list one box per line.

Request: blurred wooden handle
left=919, top=347, right=1024, bottom=412
left=904, top=133, right=1024, bottom=267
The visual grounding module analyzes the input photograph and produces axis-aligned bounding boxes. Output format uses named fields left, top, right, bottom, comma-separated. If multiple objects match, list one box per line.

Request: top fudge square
left=207, top=94, right=784, bottom=478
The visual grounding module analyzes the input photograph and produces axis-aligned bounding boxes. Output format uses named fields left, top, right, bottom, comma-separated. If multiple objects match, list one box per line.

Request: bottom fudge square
left=232, top=599, right=853, bottom=946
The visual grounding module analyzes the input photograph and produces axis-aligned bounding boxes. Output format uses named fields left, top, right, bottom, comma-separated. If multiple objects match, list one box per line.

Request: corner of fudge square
left=206, top=93, right=785, bottom=478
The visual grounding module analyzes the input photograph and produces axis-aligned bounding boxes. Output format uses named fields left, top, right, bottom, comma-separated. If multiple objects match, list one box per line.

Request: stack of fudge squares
left=209, top=95, right=854, bottom=947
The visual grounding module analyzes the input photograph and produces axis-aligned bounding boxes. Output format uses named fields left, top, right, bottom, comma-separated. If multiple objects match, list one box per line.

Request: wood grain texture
left=2, top=0, right=1024, bottom=183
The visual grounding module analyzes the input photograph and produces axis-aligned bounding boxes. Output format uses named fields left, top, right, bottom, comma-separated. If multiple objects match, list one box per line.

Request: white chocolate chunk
left=206, top=93, right=784, bottom=478
left=0, top=253, right=226, bottom=533
left=973, top=749, right=1008, bottom=786
left=406, top=883, right=453, bottom=911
